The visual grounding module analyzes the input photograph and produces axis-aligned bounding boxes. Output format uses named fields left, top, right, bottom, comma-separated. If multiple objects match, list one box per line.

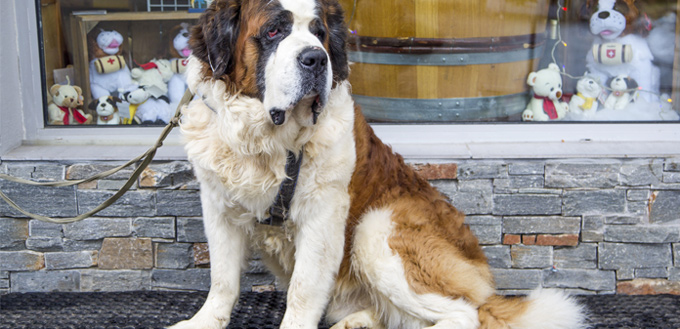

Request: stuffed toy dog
left=604, top=74, right=637, bottom=110
left=167, top=23, right=192, bottom=112
left=88, top=29, right=140, bottom=99
left=90, top=96, right=121, bottom=125
left=585, top=0, right=659, bottom=102
left=130, top=59, right=174, bottom=124
left=522, top=63, right=569, bottom=121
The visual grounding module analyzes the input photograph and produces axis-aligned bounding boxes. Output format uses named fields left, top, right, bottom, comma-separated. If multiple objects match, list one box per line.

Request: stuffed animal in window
left=603, top=74, right=637, bottom=110
left=89, top=95, right=121, bottom=125
left=568, top=74, right=603, bottom=118
left=47, top=83, right=93, bottom=125
left=88, top=29, right=140, bottom=99
left=167, top=23, right=192, bottom=112
left=522, top=63, right=569, bottom=121
left=585, top=0, right=659, bottom=102
left=130, top=59, right=174, bottom=124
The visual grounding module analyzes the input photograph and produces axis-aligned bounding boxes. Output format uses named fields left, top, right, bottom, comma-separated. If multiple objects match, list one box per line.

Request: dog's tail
left=477, top=289, right=587, bottom=329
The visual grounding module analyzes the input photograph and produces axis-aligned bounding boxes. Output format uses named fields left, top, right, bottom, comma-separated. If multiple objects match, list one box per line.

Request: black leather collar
left=260, top=148, right=304, bottom=226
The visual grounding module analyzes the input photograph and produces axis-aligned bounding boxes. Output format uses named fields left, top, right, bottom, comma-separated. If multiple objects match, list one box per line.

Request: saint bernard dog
left=170, top=0, right=587, bottom=328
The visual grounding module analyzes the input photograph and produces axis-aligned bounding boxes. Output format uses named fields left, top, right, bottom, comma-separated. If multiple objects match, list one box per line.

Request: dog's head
left=189, top=0, right=349, bottom=126
left=608, top=74, right=638, bottom=91
left=587, top=0, right=648, bottom=40
left=89, top=96, right=119, bottom=116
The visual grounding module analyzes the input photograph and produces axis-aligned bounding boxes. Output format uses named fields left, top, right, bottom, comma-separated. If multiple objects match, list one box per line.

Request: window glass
left=39, top=0, right=203, bottom=127
left=38, top=0, right=679, bottom=126
left=340, top=0, right=680, bottom=123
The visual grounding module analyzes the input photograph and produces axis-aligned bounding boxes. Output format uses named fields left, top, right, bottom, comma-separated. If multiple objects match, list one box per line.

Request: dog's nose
left=598, top=11, right=610, bottom=19
left=299, top=48, right=327, bottom=71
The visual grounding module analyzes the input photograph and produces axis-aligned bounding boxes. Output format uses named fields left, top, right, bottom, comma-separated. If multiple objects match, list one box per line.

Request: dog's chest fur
left=182, top=58, right=357, bottom=264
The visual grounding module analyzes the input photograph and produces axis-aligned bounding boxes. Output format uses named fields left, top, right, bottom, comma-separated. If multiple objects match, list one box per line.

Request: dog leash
left=0, top=89, right=194, bottom=224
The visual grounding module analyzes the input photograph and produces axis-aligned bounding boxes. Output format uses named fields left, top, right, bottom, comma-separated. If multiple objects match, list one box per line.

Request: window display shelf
left=69, top=11, right=200, bottom=109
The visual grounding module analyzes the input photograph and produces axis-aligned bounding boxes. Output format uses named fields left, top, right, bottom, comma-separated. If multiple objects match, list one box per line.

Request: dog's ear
left=321, top=0, right=349, bottom=83
left=88, top=100, right=98, bottom=111
left=190, top=0, right=241, bottom=78
left=624, top=77, right=639, bottom=90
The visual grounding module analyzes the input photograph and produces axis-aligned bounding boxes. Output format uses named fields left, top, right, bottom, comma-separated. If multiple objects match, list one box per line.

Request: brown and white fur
left=169, top=0, right=587, bottom=328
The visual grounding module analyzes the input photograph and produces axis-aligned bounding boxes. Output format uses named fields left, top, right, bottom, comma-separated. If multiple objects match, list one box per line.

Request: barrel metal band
left=353, top=93, right=529, bottom=122
left=348, top=46, right=544, bottom=66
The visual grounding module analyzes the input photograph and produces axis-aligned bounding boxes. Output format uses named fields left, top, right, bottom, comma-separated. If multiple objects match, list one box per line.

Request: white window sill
left=2, top=123, right=679, bottom=161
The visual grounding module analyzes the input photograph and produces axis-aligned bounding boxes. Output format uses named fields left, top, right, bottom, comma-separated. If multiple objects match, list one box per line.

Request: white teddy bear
left=568, top=74, right=603, bottom=118
left=130, top=59, right=174, bottom=124
left=522, top=63, right=569, bottom=121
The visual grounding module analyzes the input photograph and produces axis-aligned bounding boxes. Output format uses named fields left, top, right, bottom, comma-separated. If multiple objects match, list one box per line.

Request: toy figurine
left=522, top=63, right=569, bottom=121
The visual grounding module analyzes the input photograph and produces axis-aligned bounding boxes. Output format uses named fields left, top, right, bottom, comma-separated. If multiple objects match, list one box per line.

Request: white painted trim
left=1, top=0, right=679, bottom=161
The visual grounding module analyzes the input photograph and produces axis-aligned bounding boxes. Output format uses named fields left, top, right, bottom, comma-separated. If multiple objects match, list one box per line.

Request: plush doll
left=89, top=96, right=121, bottom=125
left=585, top=0, right=659, bottom=102
left=88, top=29, right=139, bottom=99
left=130, top=59, right=174, bottom=124
left=522, top=63, right=569, bottom=121
left=604, top=74, right=637, bottom=110
left=568, top=74, right=603, bottom=118
left=167, top=23, right=192, bottom=112
left=47, top=83, right=93, bottom=125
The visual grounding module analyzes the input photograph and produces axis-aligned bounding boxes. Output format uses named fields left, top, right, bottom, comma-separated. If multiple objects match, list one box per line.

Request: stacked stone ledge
left=0, top=158, right=679, bottom=295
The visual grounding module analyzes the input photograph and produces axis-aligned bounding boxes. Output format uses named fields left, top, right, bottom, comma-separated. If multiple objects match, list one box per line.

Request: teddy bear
left=89, top=96, right=121, bottom=125
left=88, top=29, right=140, bottom=100
left=47, top=83, right=92, bottom=125
left=130, top=59, right=174, bottom=124
left=603, top=74, right=637, bottom=110
left=522, top=63, right=569, bottom=121
left=568, top=74, right=603, bottom=118
left=585, top=0, right=659, bottom=102
left=167, top=23, right=192, bottom=112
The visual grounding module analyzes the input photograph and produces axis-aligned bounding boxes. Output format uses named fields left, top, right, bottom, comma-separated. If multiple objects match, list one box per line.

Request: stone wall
left=1, top=158, right=679, bottom=295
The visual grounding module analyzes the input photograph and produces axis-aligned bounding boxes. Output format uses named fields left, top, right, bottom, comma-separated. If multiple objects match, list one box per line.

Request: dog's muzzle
left=270, top=109, right=286, bottom=125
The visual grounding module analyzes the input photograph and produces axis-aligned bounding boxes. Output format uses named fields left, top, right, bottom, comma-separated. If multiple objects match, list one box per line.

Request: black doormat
left=1, top=291, right=679, bottom=329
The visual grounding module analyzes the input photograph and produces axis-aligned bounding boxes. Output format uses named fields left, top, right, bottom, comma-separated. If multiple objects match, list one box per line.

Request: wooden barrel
left=339, top=0, right=550, bottom=122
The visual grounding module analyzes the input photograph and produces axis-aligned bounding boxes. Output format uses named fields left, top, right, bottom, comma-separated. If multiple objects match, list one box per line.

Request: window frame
left=2, top=0, right=679, bottom=161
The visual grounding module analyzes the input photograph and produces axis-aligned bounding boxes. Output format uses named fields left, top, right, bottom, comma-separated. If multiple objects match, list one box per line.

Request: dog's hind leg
left=350, top=208, right=481, bottom=329
left=330, top=309, right=384, bottom=329
left=168, top=188, right=249, bottom=329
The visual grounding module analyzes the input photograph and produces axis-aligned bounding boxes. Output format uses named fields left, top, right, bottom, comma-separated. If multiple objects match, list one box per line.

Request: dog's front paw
left=167, top=314, right=229, bottom=329
left=330, top=310, right=383, bottom=329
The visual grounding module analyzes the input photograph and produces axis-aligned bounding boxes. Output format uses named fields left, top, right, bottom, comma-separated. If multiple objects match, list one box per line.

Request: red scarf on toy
left=58, top=106, right=88, bottom=125
left=533, top=95, right=558, bottom=120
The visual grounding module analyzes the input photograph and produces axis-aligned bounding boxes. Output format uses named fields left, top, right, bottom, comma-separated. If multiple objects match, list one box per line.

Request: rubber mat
left=1, top=291, right=679, bottom=328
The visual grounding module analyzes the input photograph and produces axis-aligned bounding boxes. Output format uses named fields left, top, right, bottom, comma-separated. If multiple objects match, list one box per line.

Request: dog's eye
left=551, top=87, right=555, bottom=92
left=613, top=2, right=629, bottom=15
left=267, top=28, right=279, bottom=39
left=314, top=30, right=325, bottom=41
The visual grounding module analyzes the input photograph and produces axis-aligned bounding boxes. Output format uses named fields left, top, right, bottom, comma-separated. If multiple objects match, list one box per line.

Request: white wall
left=0, top=0, right=25, bottom=155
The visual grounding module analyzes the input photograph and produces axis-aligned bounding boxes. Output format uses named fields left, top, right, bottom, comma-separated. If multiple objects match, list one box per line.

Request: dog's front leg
left=279, top=193, right=348, bottom=329
left=169, top=197, right=248, bottom=329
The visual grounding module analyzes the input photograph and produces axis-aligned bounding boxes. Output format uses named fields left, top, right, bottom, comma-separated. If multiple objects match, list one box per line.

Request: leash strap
left=260, top=148, right=304, bottom=226
left=0, top=89, right=194, bottom=224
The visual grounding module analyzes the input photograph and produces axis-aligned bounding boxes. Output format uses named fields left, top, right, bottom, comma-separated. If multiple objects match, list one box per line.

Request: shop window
left=37, top=0, right=679, bottom=127
left=38, top=0, right=205, bottom=127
